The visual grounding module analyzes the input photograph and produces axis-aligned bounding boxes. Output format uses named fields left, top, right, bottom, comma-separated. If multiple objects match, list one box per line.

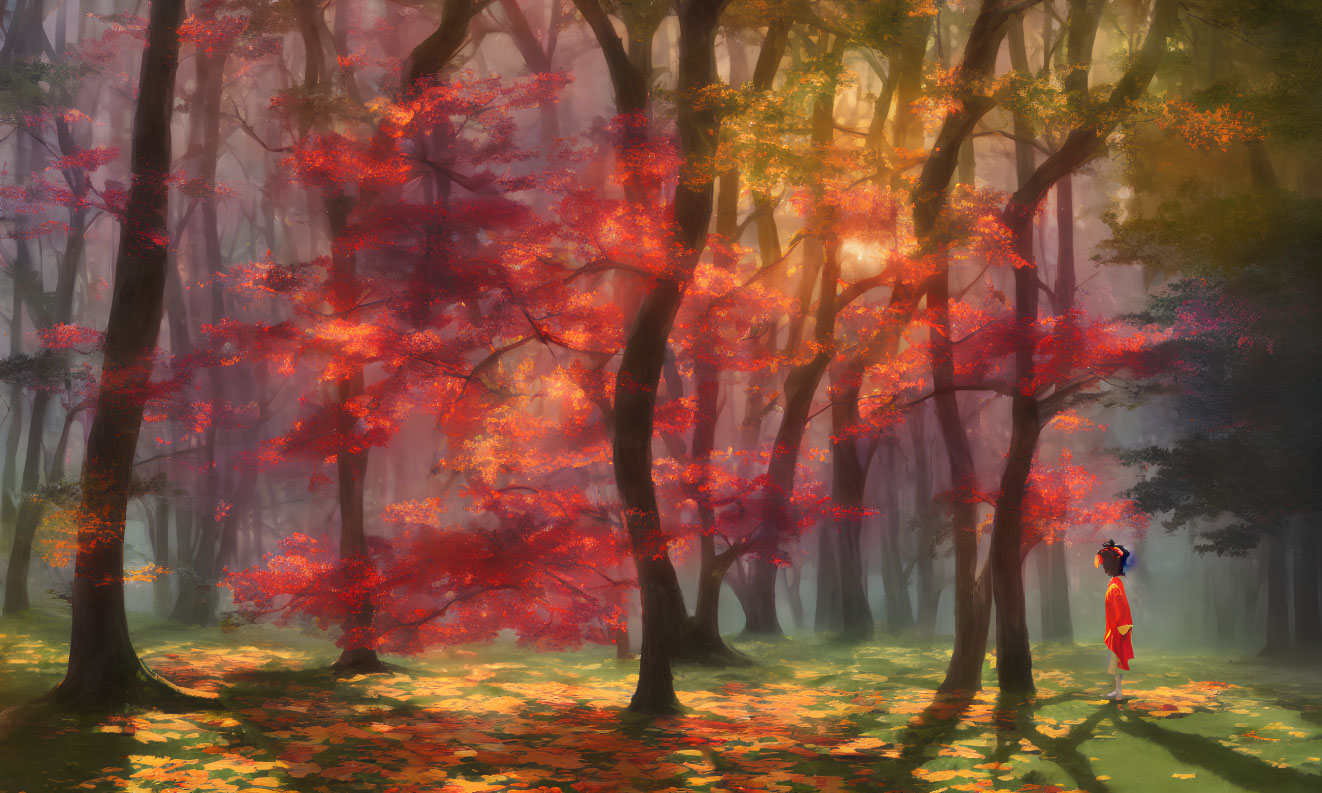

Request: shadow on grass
left=0, top=708, right=136, bottom=793
left=214, top=665, right=1002, bottom=793
left=989, top=691, right=1115, bottom=793
left=1110, top=707, right=1322, bottom=793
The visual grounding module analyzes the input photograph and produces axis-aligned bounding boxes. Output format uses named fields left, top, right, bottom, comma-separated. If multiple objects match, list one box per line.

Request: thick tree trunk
left=170, top=454, right=219, bottom=625
left=741, top=562, right=782, bottom=636
left=927, top=227, right=991, bottom=690
left=929, top=261, right=992, bottom=692
left=943, top=569, right=992, bottom=693
left=48, top=0, right=202, bottom=708
left=293, top=0, right=327, bottom=94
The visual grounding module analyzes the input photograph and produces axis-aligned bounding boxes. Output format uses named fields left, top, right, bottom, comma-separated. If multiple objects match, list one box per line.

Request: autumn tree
left=604, top=0, right=731, bottom=713
left=45, top=0, right=212, bottom=707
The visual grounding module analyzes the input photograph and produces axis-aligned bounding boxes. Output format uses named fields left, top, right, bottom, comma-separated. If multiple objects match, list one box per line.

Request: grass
left=1, top=604, right=1320, bottom=792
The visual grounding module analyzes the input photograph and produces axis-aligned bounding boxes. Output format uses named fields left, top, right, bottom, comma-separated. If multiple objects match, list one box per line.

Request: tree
left=610, top=0, right=731, bottom=714
left=46, top=0, right=212, bottom=707
left=983, top=0, right=1178, bottom=694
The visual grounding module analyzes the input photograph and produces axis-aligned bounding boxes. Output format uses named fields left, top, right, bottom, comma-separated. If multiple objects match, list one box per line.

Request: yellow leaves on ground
left=3, top=627, right=1322, bottom=793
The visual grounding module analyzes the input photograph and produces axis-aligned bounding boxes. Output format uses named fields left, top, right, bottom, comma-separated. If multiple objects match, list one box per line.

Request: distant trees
left=1110, top=0, right=1322, bottom=657
left=1115, top=198, right=1322, bottom=654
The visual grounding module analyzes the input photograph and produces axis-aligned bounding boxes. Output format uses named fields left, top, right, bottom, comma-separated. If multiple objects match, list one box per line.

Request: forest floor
left=1, top=606, right=1320, bottom=793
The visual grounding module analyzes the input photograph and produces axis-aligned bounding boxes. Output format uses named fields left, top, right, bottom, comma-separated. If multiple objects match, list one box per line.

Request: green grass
left=1, top=604, right=1320, bottom=792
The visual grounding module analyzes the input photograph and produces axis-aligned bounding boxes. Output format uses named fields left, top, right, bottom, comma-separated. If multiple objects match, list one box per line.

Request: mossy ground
left=2, top=605, right=1319, bottom=793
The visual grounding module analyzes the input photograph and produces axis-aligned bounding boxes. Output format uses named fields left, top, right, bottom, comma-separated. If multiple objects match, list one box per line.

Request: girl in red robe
left=1096, top=540, right=1133, bottom=700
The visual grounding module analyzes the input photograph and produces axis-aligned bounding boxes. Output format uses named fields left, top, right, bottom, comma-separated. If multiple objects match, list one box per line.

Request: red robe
left=1104, top=576, right=1134, bottom=671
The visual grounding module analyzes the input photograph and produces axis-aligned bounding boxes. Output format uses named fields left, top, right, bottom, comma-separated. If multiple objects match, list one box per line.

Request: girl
left=1096, top=540, right=1133, bottom=700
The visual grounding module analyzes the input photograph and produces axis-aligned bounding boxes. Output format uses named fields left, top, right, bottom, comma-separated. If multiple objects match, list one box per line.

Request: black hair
left=1096, top=539, right=1130, bottom=577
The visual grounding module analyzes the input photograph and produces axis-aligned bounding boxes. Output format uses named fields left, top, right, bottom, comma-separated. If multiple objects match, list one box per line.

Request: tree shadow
left=0, top=706, right=136, bottom=793
left=987, top=691, right=1115, bottom=793
left=1109, top=707, right=1322, bottom=793
left=894, top=689, right=980, bottom=772
left=212, top=671, right=990, bottom=793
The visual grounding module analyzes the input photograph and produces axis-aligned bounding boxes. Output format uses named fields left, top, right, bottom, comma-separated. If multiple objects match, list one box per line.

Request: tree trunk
left=876, top=442, right=913, bottom=633
left=929, top=268, right=992, bottom=692
left=982, top=0, right=1177, bottom=694
left=153, top=498, right=171, bottom=618
left=782, top=563, right=807, bottom=631
left=1294, top=519, right=1321, bottom=650
left=1042, top=170, right=1076, bottom=644
left=735, top=18, right=789, bottom=468
left=745, top=39, right=847, bottom=636
left=679, top=350, right=744, bottom=663
left=1035, top=545, right=1052, bottom=641
left=1264, top=533, right=1291, bottom=655
left=906, top=0, right=1028, bottom=692
left=746, top=220, right=840, bottom=637
left=1047, top=540, right=1073, bottom=641
left=323, top=192, right=386, bottom=675
left=673, top=94, right=748, bottom=666
left=497, top=0, right=560, bottom=153
left=0, top=363, right=23, bottom=550
left=0, top=123, right=36, bottom=557
left=613, top=0, right=728, bottom=714
left=48, top=0, right=201, bottom=708
left=3, top=391, right=53, bottom=614
left=686, top=536, right=746, bottom=662
left=814, top=523, right=842, bottom=633
left=828, top=363, right=875, bottom=639
left=910, top=408, right=939, bottom=635
left=170, top=42, right=231, bottom=628
left=988, top=209, right=1042, bottom=695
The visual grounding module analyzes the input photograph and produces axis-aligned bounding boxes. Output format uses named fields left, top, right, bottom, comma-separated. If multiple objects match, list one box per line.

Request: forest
left=0, top=0, right=1320, bottom=791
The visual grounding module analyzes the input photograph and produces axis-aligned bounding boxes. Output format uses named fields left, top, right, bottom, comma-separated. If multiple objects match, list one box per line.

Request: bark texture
left=611, top=0, right=729, bottom=714
left=49, top=0, right=204, bottom=708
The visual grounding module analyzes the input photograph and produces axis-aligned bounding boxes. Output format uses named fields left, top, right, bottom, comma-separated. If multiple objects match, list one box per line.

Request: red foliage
left=222, top=71, right=652, bottom=653
left=1020, top=449, right=1148, bottom=551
